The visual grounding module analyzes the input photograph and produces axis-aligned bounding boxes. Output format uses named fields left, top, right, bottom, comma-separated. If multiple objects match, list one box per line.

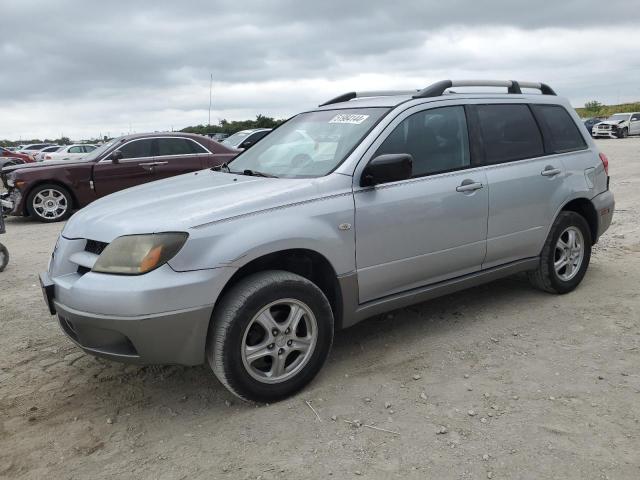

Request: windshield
left=228, top=108, right=387, bottom=178
left=82, top=138, right=120, bottom=162
left=222, top=131, right=252, bottom=148
left=607, top=114, right=630, bottom=122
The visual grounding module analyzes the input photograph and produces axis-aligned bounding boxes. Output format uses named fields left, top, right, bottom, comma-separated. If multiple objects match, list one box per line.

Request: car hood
left=596, top=119, right=627, bottom=126
left=62, top=169, right=338, bottom=241
left=2, top=159, right=90, bottom=173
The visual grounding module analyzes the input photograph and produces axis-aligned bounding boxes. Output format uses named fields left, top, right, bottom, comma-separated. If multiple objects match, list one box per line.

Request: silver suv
left=40, top=80, right=615, bottom=402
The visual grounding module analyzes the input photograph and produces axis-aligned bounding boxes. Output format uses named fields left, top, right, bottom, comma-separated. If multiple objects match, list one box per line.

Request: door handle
left=456, top=181, right=483, bottom=193
left=541, top=167, right=561, bottom=177
left=139, top=161, right=168, bottom=166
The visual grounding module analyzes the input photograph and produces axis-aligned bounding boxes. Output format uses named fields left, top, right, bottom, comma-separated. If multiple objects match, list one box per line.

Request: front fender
left=168, top=192, right=356, bottom=275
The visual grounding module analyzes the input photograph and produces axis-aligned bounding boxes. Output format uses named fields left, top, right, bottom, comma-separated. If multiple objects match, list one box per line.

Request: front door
left=354, top=105, right=489, bottom=303
left=92, top=138, right=156, bottom=197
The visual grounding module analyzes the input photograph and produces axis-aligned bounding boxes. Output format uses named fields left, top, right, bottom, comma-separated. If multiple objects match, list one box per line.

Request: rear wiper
left=241, top=169, right=278, bottom=178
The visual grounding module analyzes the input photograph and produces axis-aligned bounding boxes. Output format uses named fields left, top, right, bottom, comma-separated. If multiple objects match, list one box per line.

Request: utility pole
left=208, top=73, right=213, bottom=128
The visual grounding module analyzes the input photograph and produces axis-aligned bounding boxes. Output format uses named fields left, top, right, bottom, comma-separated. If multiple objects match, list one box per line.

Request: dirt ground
left=1, top=138, right=639, bottom=480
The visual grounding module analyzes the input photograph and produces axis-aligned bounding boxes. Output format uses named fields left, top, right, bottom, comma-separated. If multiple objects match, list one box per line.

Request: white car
left=34, top=145, right=62, bottom=162
left=43, top=144, right=97, bottom=161
left=592, top=112, right=640, bottom=138
left=18, top=143, right=54, bottom=159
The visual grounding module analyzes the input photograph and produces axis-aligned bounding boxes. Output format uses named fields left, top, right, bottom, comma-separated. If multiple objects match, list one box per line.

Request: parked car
left=1, top=132, right=238, bottom=222
left=221, top=128, right=272, bottom=150
left=592, top=112, right=640, bottom=138
left=18, top=143, right=54, bottom=159
left=35, top=145, right=62, bottom=162
left=42, top=144, right=96, bottom=161
left=1, top=146, right=34, bottom=163
left=39, top=79, right=614, bottom=402
left=583, top=117, right=604, bottom=135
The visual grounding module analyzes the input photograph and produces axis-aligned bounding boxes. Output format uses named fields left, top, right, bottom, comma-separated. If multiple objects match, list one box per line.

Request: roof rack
left=319, top=80, right=556, bottom=106
left=413, top=79, right=556, bottom=98
left=319, top=90, right=419, bottom=107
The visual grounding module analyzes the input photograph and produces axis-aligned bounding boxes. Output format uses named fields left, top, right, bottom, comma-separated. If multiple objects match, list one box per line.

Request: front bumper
left=591, top=189, right=615, bottom=240
left=592, top=128, right=620, bottom=138
left=43, top=235, right=237, bottom=365
left=54, top=300, right=214, bottom=365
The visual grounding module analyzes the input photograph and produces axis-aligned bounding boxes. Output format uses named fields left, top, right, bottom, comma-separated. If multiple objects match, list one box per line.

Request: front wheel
left=618, top=128, right=628, bottom=139
left=528, top=211, right=592, bottom=294
left=27, top=183, right=73, bottom=222
left=207, top=270, right=334, bottom=402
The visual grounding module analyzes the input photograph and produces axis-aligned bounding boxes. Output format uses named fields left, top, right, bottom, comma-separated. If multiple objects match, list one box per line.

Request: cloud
left=1, top=0, right=639, bottom=139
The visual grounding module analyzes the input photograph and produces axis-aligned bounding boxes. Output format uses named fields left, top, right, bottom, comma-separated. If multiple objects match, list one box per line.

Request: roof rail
left=414, top=79, right=556, bottom=98
left=319, top=90, right=418, bottom=107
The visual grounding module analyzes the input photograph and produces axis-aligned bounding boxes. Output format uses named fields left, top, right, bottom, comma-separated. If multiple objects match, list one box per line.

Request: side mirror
left=109, top=150, right=123, bottom=163
left=361, top=153, right=413, bottom=187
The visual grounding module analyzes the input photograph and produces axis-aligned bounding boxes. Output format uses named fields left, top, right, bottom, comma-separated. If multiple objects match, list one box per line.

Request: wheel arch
left=560, top=197, right=598, bottom=243
left=211, top=248, right=344, bottom=331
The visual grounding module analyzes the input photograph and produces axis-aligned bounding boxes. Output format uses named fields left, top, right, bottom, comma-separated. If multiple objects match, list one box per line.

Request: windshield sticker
left=329, top=114, right=370, bottom=125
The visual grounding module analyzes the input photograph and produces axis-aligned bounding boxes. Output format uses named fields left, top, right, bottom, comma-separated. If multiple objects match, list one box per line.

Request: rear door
left=151, top=137, right=211, bottom=181
left=472, top=103, right=584, bottom=268
left=92, top=138, right=156, bottom=197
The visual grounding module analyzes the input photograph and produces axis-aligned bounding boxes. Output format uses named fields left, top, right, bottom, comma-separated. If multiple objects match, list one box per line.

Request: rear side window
left=157, top=138, right=207, bottom=156
left=532, top=105, right=586, bottom=153
left=68, top=146, right=83, bottom=153
left=375, top=106, right=470, bottom=177
left=476, top=104, right=544, bottom=163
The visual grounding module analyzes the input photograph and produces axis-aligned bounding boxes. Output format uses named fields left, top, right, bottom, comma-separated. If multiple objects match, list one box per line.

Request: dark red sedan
left=1, top=132, right=239, bottom=222
left=1, top=147, right=35, bottom=164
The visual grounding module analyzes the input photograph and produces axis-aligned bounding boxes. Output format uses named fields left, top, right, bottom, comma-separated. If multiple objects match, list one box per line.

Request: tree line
left=1, top=115, right=287, bottom=146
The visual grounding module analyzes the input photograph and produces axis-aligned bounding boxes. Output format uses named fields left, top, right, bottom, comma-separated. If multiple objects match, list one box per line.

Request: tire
left=528, top=211, right=592, bottom=294
left=618, top=128, right=628, bottom=139
left=0, top=243, right=8, bottom=272
left=207, top=270, right=334, bottom=402
left=26, top=183, right=73, bottom=223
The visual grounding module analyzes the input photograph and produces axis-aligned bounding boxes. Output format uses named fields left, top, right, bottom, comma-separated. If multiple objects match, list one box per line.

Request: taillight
left=599, top=152, right=609, bottom=175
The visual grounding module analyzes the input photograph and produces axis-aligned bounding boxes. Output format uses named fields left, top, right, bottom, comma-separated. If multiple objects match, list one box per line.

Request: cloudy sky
left=2, top=0, right=639, bottom=140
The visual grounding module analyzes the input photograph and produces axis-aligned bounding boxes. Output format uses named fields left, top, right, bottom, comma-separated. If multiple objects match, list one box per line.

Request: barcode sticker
left=329, top=114, right=370, bottom=125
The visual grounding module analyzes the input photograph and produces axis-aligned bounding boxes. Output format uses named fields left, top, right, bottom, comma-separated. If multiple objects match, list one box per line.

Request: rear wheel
left=207, top=270, right=334, bottom=402
left=528, top=211, right=592, bottom=294
left=27, top=184, right=73, bottom=222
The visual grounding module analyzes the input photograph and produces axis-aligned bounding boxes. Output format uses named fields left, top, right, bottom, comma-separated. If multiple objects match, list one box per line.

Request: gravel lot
left=1, top=138, right=639, bottom=479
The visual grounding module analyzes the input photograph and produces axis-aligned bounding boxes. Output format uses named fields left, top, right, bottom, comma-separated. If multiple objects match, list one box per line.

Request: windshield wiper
left=241, top=169, right=278, bottom=178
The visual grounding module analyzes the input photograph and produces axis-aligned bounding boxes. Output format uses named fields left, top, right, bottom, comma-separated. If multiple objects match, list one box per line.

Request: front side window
left=532, top=105, right=587, bottom=153
left=374, top=106, right=470, bottom=177
left=476, top=104, right=544, bottom=163
left=83, top=145, right=96, bottom=153
left=68, top=146, right=83, bottom=153
left=228, top=108, right=387, bottom=178
left=119, top=139, right=153, bottom=159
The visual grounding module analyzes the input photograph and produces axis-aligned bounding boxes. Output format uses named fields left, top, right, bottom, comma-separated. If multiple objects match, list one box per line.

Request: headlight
left=92, top=232, right=188, bottom=275
left=6, top=177, right=15, bottom=187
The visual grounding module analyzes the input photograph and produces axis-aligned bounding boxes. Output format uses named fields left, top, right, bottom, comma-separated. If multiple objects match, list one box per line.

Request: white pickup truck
left=592, top=112, right=640, bottom=138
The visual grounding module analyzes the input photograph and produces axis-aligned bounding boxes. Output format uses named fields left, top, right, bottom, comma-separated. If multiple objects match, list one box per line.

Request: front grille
left=85, top=239, right=108, bottom=255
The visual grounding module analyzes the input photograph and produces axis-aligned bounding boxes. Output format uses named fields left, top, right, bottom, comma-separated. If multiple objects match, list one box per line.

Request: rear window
left=532, top=105, right=587, bottom=153
left=476, top=104, right=544, bottom=163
